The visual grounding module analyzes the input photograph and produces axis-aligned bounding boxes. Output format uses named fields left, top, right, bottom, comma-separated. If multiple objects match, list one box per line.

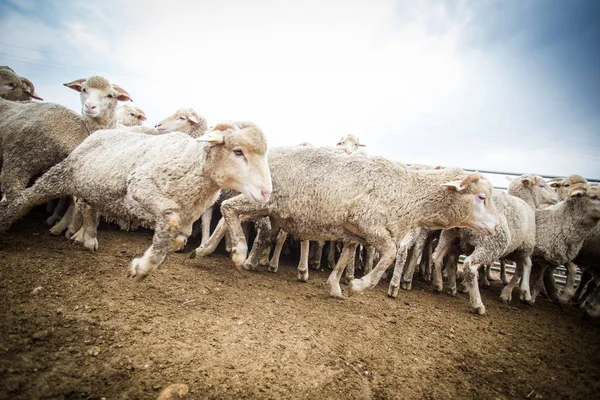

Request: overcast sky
left=1, top=0, right=599, bottom=183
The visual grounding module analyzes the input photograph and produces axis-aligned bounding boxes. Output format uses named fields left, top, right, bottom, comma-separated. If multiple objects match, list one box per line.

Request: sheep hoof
left=387, top=284, right=399, bottom=298
left=433, top=285, right=443, bottom=294
left=128, top=259, right=150, bottom=281
left=472, top=305, right=486, bottom=315
left=49, top=225, right=64, bottom=236
left=401, top=281, right=412, bottom=291
left=447, top=288, right=457, bottom=296
left=329, top=291, right=345, bottom=299
left=349, top=278, right=367, bottom=294
left=188, top=251, right=197, bottom=259
left=298, top=270, right=309, bottom=282
left=46, top=216, right=59, bottom=226
left=500, top=295, right=510, bottom=304
left=83, top=238, right=98, bottom=252
left=242, top=260, right=256, bottom=271
left=231, top=247, right=247, bottom=267
left=267, top=263, right=278, bottom=273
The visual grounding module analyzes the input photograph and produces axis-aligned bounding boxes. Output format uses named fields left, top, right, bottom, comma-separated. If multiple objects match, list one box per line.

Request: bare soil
left=1, top=209, right=599, bottom=399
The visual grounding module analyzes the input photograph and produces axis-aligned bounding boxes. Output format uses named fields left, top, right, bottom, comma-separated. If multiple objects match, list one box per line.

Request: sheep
left=428, top=174, right=558, bottom=314
left=387, top=227, right=431, bottom=297
left=561, top=213, right=600, bottom=303
left=126, top=108, right=208, bottom=138
left=192, top=146, right=500, bottom=298
left=0, top=76, right=131, bottom=202
left=0, top=66, right=43, bottom=102
left=0, top=122, right=272, bottom=279
left=529, top=184, right=600, bottom=304
left=117, top=103, right=147, bottom=127
left=555, top=174, right=588, bottom=201
left=333, top=134, right=366, bottom=155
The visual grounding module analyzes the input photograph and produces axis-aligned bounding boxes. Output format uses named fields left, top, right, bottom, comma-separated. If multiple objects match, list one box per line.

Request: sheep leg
left=65, top=200, right=83, bottom=239
left=558, top=261, right=578, bottom=303
left=71, top=203, right=99, bottom=251
left=348, top=225, right=397, bottom=294
left=500, top=259, right=509, bottom=284
left=129, top=210, right=186, bottom=280
left=363, top=247, right=375, bottom=275
left=0, top=163, right=71, bottom=232
left=192, top=217, right=228, bottom=257
left=268, top=229, right=287, bottom=273
left=220, top=197, right=269, bottom=269
left=343, top=247, right=356, bottom=284
left=462, top=256, right=486, bottom=315
left=326, top=243, right=357, bottom=298
left=297, top=240, right=310, bottom=282
left=46, top=197, right=68, bottom=226
left=388, top=239, right=410, bottom=298
left=242, top=217, right=271, bottom=271
left=479, top=265, right=491, bottom=287
left=200, top=206, right=214, bottom=246
left=572, top=269, right=593, bottom=304
left=0, top=159, right=34, bottom=202
left=49, top=198, right=75, bottom=236
left=543, top=266, right=560, bottom=302
left=327, top=241, right=336, bottom=269
left=431, top=229, right=459, bottom=293
left=402, top=242, right=423, bottom=290
left=309, top=241, right=325, bottom=270
left=500, top=263, right=522, bottom=304
left=259, top=246, right=271, bottom=266
left=582, top=284, right=600, bottom=319
left=529, top=264, right=547, bottom=304
left=519, top=257, right=533, bottom=304
left=445, top=250, right=459, bottom=296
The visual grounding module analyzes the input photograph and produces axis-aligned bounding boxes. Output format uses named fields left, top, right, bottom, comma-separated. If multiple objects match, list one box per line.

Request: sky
left=1, top=0, right=599, bottom=186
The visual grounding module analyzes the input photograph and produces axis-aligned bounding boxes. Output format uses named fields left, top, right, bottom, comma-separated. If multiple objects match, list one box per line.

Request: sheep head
left=64, top=76, right=132, bottom=119
left=197, top=122, right=272, bottom=204
left=336, top=134, right=365, bottom=155
left=566, top=183, right=600, bottom=221
left=556, top=174, right=588, bottom=201
left=155, top=108, right=207, bottom=137
left=440, top=172, right=499, bottom=236
left=117, top=103, right=147, bottom=127
left=0, top=66, right=43, bottom=101
left=515, top=174, right=559, bottom=206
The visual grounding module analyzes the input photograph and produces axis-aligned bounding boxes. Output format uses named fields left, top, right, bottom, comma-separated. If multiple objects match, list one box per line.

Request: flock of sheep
left=1, top=67, right=599, bottom=321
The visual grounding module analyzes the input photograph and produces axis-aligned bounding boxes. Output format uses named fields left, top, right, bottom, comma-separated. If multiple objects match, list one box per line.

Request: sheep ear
left=212, top=123, right=238, bottom=132
left=434, top=165, right=442, bottom=170
left=460, top=172, right=481, bottom=187
left=336, top=141, right=343, bottom=146
left=112, top=84, right=132, bottom=102
left=358, top=143, right=366, bottom=147
left=520, top=177, right=532, bottom=187
left=63, top=78, right=87, bottom=92
left=138, top=114, right=147, bottom=121
left=441, top=180, right=465, bottom=192
left=196, top=131, right=224, bottom=145
left=187, top=115, right=199, bottom=124
left=21, top=77, right=43, bottom=100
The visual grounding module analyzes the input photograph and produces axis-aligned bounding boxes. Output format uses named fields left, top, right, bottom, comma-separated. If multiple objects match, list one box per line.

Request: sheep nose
left=155, top=124, right=160, bottom=128
left=85, top=104, right=96, bottom=110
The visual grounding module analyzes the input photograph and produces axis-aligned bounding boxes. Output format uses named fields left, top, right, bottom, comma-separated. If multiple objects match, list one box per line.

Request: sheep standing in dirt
left=117, top=103, right=147, bottom=127
left=0, top=66, right=43, bottom=101
left=429, top=175, right=558, bottom=314
left=529, top=184, right=600, bottom=303
left=0, top=76, right=131, bottom=202
left=193, top=146, right=499, bottom=298
left=0, top=122, right=272, bottom=279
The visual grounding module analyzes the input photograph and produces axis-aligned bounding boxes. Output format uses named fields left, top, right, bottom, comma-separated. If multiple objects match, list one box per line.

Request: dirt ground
left=1, top=209, right=599, bottom=400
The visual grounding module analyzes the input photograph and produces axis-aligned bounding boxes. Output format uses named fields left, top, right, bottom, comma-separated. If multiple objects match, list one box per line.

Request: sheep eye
left=233, top=149, right=244, bottom=157
left=82, top=88, right=87, bottom=93
left=107, top=94, right=114, bottom=99
left=564, top=183, right=570, bottom=188
left=8, top=83, right=16, bottom=88
left=477, top=194, right=486, bottom=201
left=591, top=194, right=598, bottom=200
left=129, top=113, right=135, bottom=117
left=178, top=116, right=186, bottom=121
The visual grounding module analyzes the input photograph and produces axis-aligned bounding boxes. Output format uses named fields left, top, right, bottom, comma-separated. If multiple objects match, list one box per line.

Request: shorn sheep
left=0, top=66, right=43, bottom=102
left=193, top=146, right=500, bottom=299
left=0, top=122, right=272, bottom=279
left=117, top=103, right=147, bottom=127
left=0, top=76, right=131, bottom=202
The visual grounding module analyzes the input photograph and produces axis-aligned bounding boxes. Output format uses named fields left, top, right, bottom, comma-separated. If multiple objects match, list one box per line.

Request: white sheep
left=126, top=108, right=208, bottom=138
left=117, top=103, right=147, bottom=127
left=0, top=76, right=131, bottom=202
left=0, top=122, right=272, bottom=279
left=529, top=183, right=600, bottom=304
left=193, top=146, right=500, bottom=298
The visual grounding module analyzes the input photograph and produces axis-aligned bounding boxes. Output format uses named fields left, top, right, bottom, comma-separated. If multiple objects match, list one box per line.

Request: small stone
left=157, top=384, right=189, bottom=400
left=31, top=286, right=43, bottom=295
